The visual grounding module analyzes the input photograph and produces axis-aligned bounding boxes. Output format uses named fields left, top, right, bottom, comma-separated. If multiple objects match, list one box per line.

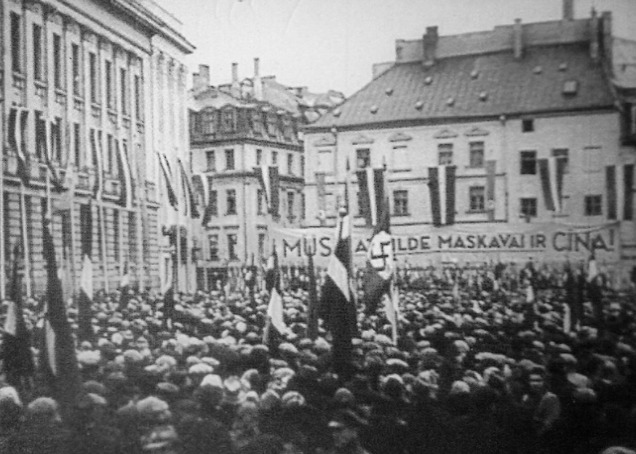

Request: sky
left=156, top=0, right=636, bottom=96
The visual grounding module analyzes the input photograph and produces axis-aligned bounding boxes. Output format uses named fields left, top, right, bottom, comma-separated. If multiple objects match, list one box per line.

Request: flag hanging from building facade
left=157, top=151, right=178, bottom=208
left=178, top=158, right=200, bottom=218
left=486, top=160, right=496, bottom=221
left=91, top=129, right=104, bottom=200
left=428, top=165, right=457, bottom=226
left=538, top=157, right=565, bottom=212
left=356, top=167, right=385, bottom=227
left=117, top=140, right=134, bottom=210
left=8, top=107, right=30, bottom=184
left=78, top=203, right=94, bottom=342
left=254, top=165, right=280, bottom=217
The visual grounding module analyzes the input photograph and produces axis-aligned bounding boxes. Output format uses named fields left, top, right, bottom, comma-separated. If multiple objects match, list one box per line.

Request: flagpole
left=175, top=154, right=181, bottom=294
left=68, top=171, right=78, bottom=300
left=0, top=100, right=5, bottom=299
left=119, top=208, right=124, bottom=286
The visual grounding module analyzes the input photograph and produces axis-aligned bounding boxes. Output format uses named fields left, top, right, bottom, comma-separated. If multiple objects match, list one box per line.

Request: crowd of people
left=0, top=259, right=635, bottom=454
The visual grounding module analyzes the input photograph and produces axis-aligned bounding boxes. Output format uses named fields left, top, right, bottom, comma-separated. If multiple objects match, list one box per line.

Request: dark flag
left=3, top=244, right=35, bottom=388
left=117, top=140, right=134, bottom=209
left=78, top=203, right=94, bottom=342
left=362, top=195, right=393, bottom=316
left=8, top=107, right=30, bottom=184
left=428, top=165, right=457, bottom=226
left=320, top=206, right=357, bottom=380
left=254, top=165, right=280, bottom=217
left=356, top=167, right=385, bottom=227
left=306, top=248, right=319, bottom=340
left=163, top=286, right=175, bottom=328
left=157, top=151, right=178, bottom=208
left=42, top=205, right=81, bottom=413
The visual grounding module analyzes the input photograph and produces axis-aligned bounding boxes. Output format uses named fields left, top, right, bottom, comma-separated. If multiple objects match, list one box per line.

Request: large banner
left=271, top=222, right=621, bottom=266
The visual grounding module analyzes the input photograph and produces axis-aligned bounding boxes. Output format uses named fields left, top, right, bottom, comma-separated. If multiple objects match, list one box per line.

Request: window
left=11, top=13, right=21, bottom=73
left=438, top=143, right=453, bottom=165
left=552, top=148, right=569, bottom=173
left=105, top=61, right=113, bottom=108
left=469, top=142, right=485, bottom=168
left=522, top=119, right=534, bottom=133
left=520, top=151, right=537, bottom=175
left=33, top=24, right=43, bottom=81
left=202, top=109, right=216, bottom=134
left=134, top=75, right=142, bottom=119
left=120, top=68, right=128, bottom=114
left=53, top=34, right=62, bottom=89
left=72, top=44, right=80, bottom=96
left=89, top=53, right=98, bottom=103
left=520, top=198, right=537, bottom=217
left=356, top=149, right=371, bottom=169
left=393, top=190, right=408, bottom=216
left=73, top=123, right=81, bottom=167
left=225, top=149, right=235, bottom=170
left=582, top=146, right=602, bottom=173
left=258, top=233, right=266, bottom=258
left=287, top=153, right=294, bottom=175
left=257, top=189, right=265, bottom=214
left=226, top=189, right=237, bottom=214
left=287, top=191, right=295, bottom=219
left=584, top=195, right=602, bottom=216
left=209, top=190, right=218, bottom=216
left=227, top=234, right=238, bottom=260
left=393, top=145, right=408, bottom=170
left=206, top=151, right=216, bottom=172
left=222, top=108, right=235, bottom=132
left=469, top=186, right=485, bottom=211
left=272, top=151, right=278, bottom=166
left=256, top=149, right=263, bottom=165
left=209, top=235, right=219, bottom=260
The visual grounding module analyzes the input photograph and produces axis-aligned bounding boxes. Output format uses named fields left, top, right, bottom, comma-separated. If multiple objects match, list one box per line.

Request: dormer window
left=562, top=80, right=578, bottom=96
left=222, top=108, right=236, bottom=132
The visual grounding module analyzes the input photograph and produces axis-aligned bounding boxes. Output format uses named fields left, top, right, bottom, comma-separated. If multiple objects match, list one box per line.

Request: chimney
left=231, top=62, right=239, bottom=84
left=253, top=57, right=263, bottom=101
left=231, top=62, right=240, bottom=97
left=590, top=8, right=599, bottom=62
left=562, top=0, right=574, bottom=20
left=601, top=11, right=613, bottom=67
left=422, top=26, right=438, bottom=67
left=513, top=18, right=523, bottom=60
left=199, top=64, right=210, bottom=86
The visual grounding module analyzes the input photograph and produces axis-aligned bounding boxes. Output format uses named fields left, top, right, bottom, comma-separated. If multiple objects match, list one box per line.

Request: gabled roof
left=309, top=43, right=615, bottom=130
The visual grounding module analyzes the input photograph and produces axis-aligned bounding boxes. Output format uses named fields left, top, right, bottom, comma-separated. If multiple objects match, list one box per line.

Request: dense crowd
left=1, top=261, right=636, bottom=454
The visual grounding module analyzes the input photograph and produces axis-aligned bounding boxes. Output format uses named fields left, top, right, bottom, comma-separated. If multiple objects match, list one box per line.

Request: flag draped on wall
left=606, top=164, right=635, bottom=221
left=8, top=107, right=30, bottom=184
left=117, top=140, right=134, bottom=210
left=428, top=165, right=456, bottom=226
left=316, top=172, right=327, bottom=223
left=91, top=129, right=104, bottom=200
left=356, top=167, right=385, bottom=227
left=157, top=151, right=178, bottom=208
left=538, top=157, right=565, bottom=212
left=42, top=204, right=81, bottom=411
left=78, top=203, right=94, bottom=342
left=255, top=165, right=280, bottom=217
left=3, top=244, right=35, bottom=387
left=319, top=207, right=357, bottom=379
left=486, top=160, right=496, bottom=221
left=42, top=116, right=64, bottom=191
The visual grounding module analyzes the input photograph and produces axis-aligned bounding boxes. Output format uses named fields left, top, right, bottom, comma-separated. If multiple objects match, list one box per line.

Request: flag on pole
left=117, top=140, right=134, bottom=210
left=192, top=174, right=210, bottom=224
left=319, top=202, right=357, bottom=379
left=587, top=251, right=598, bottom=283
left=486, top=160, right=496, bottom=221
left=428, top=165, right=457, bottom=226
left=77, top=203, right=94, bottom=342
left=306, top=247, right=319, bottom=340
left=157, top=151, right=178, bottom=208
left=356, top=167, right=385, bottom=227
left=263, top=246, right=286, bottom=346
left=42, top=203, right=81, bottom=410
left=624, top=164, right=634, bottom=220
left=178, top=158, right=200, bottom=218
left=362, top=196, right=393, bottom=315
left=42, top=116, right=64, bottom=191
left=3, top=244, right=35, bottom=387
left=91, top=129, right=104, bottom=200
left=254, top=165, right=280, bottom=216
left=384, top=280, right=400, bottom=345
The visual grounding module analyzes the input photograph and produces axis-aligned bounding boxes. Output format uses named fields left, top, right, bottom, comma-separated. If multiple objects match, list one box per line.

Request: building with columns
left=0, top=0, right=194, bottom=297
left=302, top=5, right=636, bottom=284
left=189, top=59, right=344, bottom=289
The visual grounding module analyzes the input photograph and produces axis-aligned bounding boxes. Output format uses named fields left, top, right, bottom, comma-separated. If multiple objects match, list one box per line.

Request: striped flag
left=538, top=157, right=565, bottom=212
left=356, top=167, right=385, bottom=227
left=3, top=244, right=35, bottom=387
left=42, top=116, right=64, bottom=191
left=254, top=165, right=280, bottom=217
left=8, top=107, right=30, bottom=184
left=192, top=174, right=210, bottom=224
left=320, top=205, right=357, bottom=379
left=77, top=203, right=94, bottom=342
left=428, top=165, right=457, bottom=226
left=607, top=164, right=634, bottom=220
left=383, top=280, right=400, bottom=344
left=263, top=247, right=286, bottom=346
left=157, top=151, right=178, bottom=208
left=91, top=129, right=104, bottom=200
left=316, top=172, right=327, bottom=224
left=117, top=140, right=134, bottom=210
left=42, top=202, right=82, bottom=410
left=486, top=160, right=496, bottom=221
left=177, top=158, right=200, bottom=218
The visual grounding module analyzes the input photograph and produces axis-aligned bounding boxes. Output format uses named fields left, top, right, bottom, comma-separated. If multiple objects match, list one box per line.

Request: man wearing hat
left=326, top=409, right=371, bottom=454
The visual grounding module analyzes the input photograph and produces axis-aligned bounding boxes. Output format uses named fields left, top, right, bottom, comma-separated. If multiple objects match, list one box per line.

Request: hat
left=0, top=386, right=22, bottom=407
left=27, top=397, right=60, bottom=422
left=333, top=387, right=355, bottom=406
left=200, top=374, right=223, bottom=389
left=281, top=391, right=306, bottom=408
left=188, top=363, right=213, bottom=375
left=136, top=396, right=170, bottom=420
left=328, top=409, right=368, bottom=430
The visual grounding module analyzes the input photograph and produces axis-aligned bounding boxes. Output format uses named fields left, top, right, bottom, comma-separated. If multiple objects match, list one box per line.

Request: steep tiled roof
left=309, top=43, right=615, bottom=130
